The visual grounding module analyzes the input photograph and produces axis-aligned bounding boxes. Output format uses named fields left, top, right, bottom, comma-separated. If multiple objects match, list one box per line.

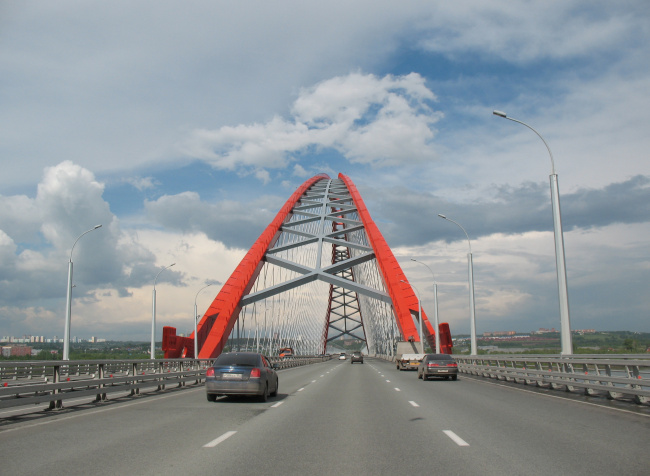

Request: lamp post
left=411, top=259, right=440, bottom=353
left=400, top=280, right=424, bottom=353
left=63, top=225, right=102, bottom=361
left=438, top=214, right=477, bottom=356
left=194, top=283, right=212, bottom=359
left=151, top=263, right=175, bottom=359
left=493, top=110, right=573, bottom=355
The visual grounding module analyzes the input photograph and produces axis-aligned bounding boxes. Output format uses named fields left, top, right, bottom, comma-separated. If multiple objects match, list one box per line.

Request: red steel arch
left=163, top=173, right=452, bottom=359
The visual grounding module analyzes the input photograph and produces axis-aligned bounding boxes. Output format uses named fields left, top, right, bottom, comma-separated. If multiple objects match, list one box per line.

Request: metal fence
left=454, top=354, right=650, bottom=404
left=0, top=355, right=330, bottom=411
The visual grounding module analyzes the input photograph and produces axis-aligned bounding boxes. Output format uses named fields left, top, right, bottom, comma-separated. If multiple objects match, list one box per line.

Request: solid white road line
left=443, top=430, right=469, bottom=447
left=204, top=431, right=237, bottom=448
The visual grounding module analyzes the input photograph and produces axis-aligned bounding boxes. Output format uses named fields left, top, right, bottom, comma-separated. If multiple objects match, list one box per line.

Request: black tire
left=259, top=383, right=268, bottom=402
left=452, top=375, right=458, bottom=381
left=207, top=393, right=217, bottom=402
left=417, top=371, right=422, bottom=379
left=422, top=374, right=428, bottom=381
left=270, top=378, right=278, bottom=397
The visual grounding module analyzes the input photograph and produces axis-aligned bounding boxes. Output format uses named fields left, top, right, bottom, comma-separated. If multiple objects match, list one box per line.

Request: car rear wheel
left=259, top=383, right=269, bottom=402
left=207, top=393, right=217, bottom=402
left=452, top=375, right=458, bottom=381
left=270, top=378, right=278, bottom=397
left=422, top=374, right=428, bottom=381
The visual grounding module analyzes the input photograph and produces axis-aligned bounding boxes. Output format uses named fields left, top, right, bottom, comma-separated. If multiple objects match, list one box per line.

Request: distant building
left=532, top=328, right=558, bottom=334
left=483, top=331, right=516, bottom=337
left=2, top=345, right=33, bottom=357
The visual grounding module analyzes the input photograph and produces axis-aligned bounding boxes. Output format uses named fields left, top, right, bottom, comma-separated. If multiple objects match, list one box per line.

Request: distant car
left=339, top=352, right=347, bottom=360
left=417, top=354, right=458, bottom=381
left=206, top=352, right=279, bottom=402
left=350, top=351, right=364, bottom=364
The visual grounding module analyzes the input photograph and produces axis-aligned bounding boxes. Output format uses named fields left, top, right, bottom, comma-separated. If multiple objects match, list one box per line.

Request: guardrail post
left=630, top=365, right=646, bottom=404
left=95, top=362, right=107, bottom=402
left=178, top=361, right=185, bottom=388
left=583, top=363, right=595, bottom=396
left=562, top=361, right=575, bottom=392
left=49, top=364, right=63, bottom=410
left=130, top=362, right=140, bottom=396
left=157, top=361, right=164, bottom=391
left=605, top=364, right=620, bottom=400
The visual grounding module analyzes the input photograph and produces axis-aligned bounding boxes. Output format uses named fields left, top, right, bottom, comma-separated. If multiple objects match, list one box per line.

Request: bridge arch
left=163, top=173, right=452, bottom=359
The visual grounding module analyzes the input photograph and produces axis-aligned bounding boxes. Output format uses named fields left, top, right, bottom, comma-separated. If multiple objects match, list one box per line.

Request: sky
left=1, top=1, right=649, bottom=342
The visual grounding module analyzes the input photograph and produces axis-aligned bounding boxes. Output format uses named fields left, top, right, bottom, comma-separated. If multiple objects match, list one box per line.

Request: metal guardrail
left=454, top=354, right=650, bottom=405
left=0, top=355, right=330, bottom=411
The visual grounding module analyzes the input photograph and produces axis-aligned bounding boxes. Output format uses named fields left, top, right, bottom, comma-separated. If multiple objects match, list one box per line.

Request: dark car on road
left=417, top=354, right=458, bottom=381
left=350, top=351, right=364, bottom=364
left=206, top=352, right=279, bottom=402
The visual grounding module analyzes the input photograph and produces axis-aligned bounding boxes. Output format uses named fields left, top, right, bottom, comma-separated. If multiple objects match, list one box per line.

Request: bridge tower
left=163, top=173, right=452, bottom=359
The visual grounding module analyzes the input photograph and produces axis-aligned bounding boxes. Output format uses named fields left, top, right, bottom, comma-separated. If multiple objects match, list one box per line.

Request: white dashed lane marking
left=204, top=431, right=237, bottom=448
left=444, top=430, right=470, bottom=447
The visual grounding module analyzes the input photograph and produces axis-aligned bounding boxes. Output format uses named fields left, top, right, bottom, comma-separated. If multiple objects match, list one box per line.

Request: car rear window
left=427, top=354, right=453, bottom=361
left=213, top=353, right=260, bottom=366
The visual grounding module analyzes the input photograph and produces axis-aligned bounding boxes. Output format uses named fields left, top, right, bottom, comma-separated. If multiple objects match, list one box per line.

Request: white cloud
left=1, top=2, right=649, bottom=339
left=292, top=164, right=309, bottom=178
left=125, top=176, right=159, bottom=191
left=417, top=1, right=646, bottom=62
left=0, top=160, right=249, bottom=339
left=181, top=72, right=441, bottom=177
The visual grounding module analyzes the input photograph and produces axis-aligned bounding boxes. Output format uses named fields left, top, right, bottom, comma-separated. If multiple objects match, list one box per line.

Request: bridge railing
left=455, top=354, right=650, bottom=404
left=0, top=355, right=331, bottom=411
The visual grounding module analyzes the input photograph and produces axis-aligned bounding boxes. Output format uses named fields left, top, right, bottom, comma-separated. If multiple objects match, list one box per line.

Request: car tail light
left=206, top=368, right=215, bottom=377
left=447, top=363, right=458, bottom=367
left=428, top=363, right=439, bottom=367
left=250, top=368, right=261, bottom=378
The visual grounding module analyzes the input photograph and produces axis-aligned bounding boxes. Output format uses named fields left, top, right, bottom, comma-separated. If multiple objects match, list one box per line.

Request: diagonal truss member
left=163, top=173, right=453, bottom=359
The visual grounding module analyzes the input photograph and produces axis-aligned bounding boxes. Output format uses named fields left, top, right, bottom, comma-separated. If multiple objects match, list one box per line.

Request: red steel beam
left=339, top=173, right=444, bottom=350
left=194, top=174, right=330, bottom=358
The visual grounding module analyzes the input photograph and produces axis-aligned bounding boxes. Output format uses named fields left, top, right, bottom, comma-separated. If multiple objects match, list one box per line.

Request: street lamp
left=438, top=214, right=477, bottom=356
left=151, top=263, right=175, bottom=359
left=400, top=280, right=424, bottom=353
left=493, top=110, right=573, bottom=355
left=411, top=259, right=440, bottom=353
left=194, top=283, right=212, bottom=359
left=63, top=225, right=102, bottom=361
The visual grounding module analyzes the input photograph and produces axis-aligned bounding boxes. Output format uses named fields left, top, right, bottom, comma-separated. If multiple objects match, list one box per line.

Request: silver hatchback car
left=206, top=352, right=279, bottom=402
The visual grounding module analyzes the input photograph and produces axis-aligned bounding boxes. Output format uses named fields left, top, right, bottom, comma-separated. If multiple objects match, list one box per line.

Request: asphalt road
left=1, top=357, right=649, bottom=475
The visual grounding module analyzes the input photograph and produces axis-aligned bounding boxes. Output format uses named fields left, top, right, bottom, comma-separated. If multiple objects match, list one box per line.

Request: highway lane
left=1, top=357, right=649, bottom=475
